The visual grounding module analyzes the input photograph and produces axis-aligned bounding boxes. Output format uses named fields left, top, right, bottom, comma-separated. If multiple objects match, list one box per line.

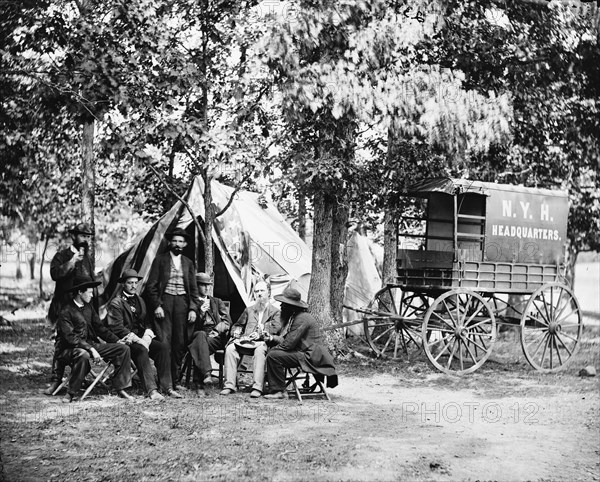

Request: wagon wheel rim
left=520, top=282, right=582, bottom=372
left=362, top=286, right=428, bottom=359
left=422, top=289, right=496, bottom=375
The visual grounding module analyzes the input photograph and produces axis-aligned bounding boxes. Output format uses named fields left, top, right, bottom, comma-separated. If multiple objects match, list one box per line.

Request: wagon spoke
left=458, top=339, right=465, bottom=371
left=463, top=335, right=488, bottom=353
left=554, top=332, right=573, bottom=357
left=470, top=325, right=491, bottom=347
left=380, top=329, right=395, bottom=355
left=526, top=312, right=550, bottom=327
left=465, top=316, right=493, bottom=330
left=402, top=326, right=421, bottom=348
left=526, top=331, right=548, bottom=360
left=464, top=305, right=486, bottom=327
left=372, top=326, right=394, bottom=343
left=446, top=339, right=459, bottom=369
left=557, top=331, right=579, bottom=343
left=457, top=296, right=469, bottom=326
left=433, top=339, right=453, bottom=362
left=539, top=333, right=550, bottom=368
left=442, top=299, right=459, bottom=326
left=553, top=291, right=570, bottom=322
left=553, top=335, right=563, bottom=366
left=431, top=310, right=457, bottom=330
left=428, top=332, right=454, bottom=348
left=541, top=291, right=553, bottom=326
left=555, top=308, right=581, bottom=325
left=463, top=339, right=479, bottom=365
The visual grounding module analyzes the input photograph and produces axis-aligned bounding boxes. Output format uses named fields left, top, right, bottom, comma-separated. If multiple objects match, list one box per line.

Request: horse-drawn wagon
left=357, top=178, right=581, bottom=374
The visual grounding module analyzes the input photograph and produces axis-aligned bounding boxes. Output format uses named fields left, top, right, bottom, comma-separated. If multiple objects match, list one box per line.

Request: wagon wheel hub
left=548, top=322, right=561, bottom=334
left=454, top=326, right=468, bottom=338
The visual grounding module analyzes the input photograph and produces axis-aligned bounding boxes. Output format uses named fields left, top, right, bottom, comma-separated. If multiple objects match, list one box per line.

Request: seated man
left=264, top=287, right=338, bottom=399
left=220, top=280, right=281, bottom=398
left=106, top=269, right=182, bottom=400
left=187, top=272, right=231, bottom=386
left=56, top=276, right=133, bottom=403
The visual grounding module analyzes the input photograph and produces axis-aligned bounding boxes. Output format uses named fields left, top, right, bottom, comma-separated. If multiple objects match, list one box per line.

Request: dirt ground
left=1, top=321, right=598, bottom=482
left=1, top=261, right=599, bottom=482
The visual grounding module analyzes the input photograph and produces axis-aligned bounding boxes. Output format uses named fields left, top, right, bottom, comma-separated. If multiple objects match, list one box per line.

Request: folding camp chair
left=51, top=362, right=114, bottom=400
left=285, top=368, right=331, bottom=404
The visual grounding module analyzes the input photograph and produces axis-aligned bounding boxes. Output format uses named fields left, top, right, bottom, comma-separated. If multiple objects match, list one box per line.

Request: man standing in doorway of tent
left=220, top=280, right=280, bottom=398
left=187, top=272, right=231, bottom=387
left=144, top=228, right=199, bottom=390
left=264, top=287, right=338, bottom=399
left=43, top=222, right=95, bottom=396
left=107, top=269, right=182, bottom=400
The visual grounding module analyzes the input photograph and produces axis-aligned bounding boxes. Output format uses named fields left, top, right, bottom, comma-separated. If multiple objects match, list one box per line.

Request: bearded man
left=144, top=228, right=199, bottom=389
left=43, top=222, right=96, bottom=395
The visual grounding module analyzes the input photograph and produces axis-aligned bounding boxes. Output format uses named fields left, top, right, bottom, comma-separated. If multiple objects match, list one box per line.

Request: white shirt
left=169, top=251, right=182, bottom=270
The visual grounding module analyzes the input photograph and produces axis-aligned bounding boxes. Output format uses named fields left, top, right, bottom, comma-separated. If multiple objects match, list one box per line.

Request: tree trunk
left=81, top=118, right=96, bottom=272
left=308, top=191, right=335, bottom=340
left=297, top=191, right=306, bottom=241
left=329, top=197, right=349, bottom=351
left=15, top=253, right=22, bottom=280
left=330, top=197, right=349, bottom=323
left=39, top=236, right=49, bottom=298
left=383, top=127, right=400, bottom=286
left=202, top=168, right=215, bottom=292
left=28, top=254, right=35, bottom=279
left=382, top=209, right=397, bottom=286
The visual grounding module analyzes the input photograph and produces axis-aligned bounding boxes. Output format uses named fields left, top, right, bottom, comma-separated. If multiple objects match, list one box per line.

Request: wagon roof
left=406, top=178, right=568, bottom=199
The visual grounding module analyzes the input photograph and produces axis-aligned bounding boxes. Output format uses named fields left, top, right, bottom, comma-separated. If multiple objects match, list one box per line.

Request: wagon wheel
left=422, top=289, right=496, bottom=375
left=520, top=282, right=582, bottom=372
left=363, top=286, right=428, bottom=359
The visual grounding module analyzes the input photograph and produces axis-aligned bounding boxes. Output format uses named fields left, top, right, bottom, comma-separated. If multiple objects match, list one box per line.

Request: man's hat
left=196, top=272, right=213, bottom=285
left=69, top=222, right=94, bottom=236
left=166, top=227, right=190, bottom=241
left=118, top=268, right=143, bottom=283
left=274, top=287, right=308, bottom=308
left=233, top=338, right=261, bottom=355
left=69, top=276, right=101, bottom=292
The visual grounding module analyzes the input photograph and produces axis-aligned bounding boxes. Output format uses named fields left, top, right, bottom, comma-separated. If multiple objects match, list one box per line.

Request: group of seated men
left=45, top=224, right=338, bottom=403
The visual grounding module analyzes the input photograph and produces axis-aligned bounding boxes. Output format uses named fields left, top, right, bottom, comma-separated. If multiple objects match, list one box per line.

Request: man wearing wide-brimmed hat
left=144, top=228, right=200, bottom=390
left=107, top=269, right=182, bottom=400
left=220, top=280, right=281, bottom=398
left=56, top=276, right=133, bottom=403
left=44, top=222, right=96, bottom=396
left=187, top=272, right=231, bottom=387
left=263, top=287, right=338, bottom=399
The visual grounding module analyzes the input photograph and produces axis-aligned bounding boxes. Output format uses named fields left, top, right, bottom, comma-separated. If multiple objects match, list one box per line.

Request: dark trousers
left=188, top=331, right=227, bottom=379
left=130, top=340, right=172, bottom=394
left=266, top=349, right=302, bottom=392
left=60, top=344, right=132, bottom=396
left=51, top=332, right=66, bottom=382
left=153, top=293, right=188, bottom=387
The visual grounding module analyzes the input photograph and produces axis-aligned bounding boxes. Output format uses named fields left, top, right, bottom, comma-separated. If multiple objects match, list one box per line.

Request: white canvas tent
left=101, top=177, right=381, bottom=325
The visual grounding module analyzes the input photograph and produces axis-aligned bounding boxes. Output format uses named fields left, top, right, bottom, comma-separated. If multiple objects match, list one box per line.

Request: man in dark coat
left=264, top=287, right=338, bottom=399
left=44, top=222, right=95, bottom=395
left=144, top=228, right=199, bottom=389
left=106, top=269, right=182, bottom=400
left=187, top=272, right=231, bottom=386
left=220, top=280, right=281, bottom=398
left=56, top=276, right=133, bottom=403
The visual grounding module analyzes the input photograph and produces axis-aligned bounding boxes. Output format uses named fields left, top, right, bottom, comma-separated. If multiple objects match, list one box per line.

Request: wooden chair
left=285, top=368, right=331, bottom=404
left=179, top=300, right=233, bottom=389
